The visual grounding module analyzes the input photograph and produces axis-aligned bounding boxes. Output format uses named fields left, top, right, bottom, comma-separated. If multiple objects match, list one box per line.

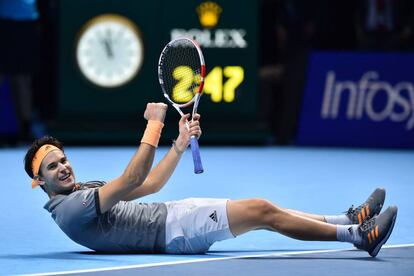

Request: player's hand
left=189, top=113, right=202, bottom=138
left=175, top=113, right=202, bottom=152
left=143, top=103, right=168, bottom=123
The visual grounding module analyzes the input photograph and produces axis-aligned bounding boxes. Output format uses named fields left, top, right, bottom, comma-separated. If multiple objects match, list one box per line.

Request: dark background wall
left=1, top=0, right=413, bottom=147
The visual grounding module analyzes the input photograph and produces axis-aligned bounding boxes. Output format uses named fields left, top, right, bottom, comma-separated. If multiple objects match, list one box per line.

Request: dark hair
left=24, top=136, right=64, bottom=192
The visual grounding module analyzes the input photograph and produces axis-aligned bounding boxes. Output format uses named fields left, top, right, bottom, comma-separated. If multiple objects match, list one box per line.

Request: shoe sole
left=368, top=188, right=386, bottom=220
left=355, top=188, right=385, bottom=224
left=370, top=211, right=397, bottom=257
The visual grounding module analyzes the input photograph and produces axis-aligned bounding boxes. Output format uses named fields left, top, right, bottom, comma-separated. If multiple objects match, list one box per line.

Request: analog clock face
left=76, top=14, right=144, bottom=88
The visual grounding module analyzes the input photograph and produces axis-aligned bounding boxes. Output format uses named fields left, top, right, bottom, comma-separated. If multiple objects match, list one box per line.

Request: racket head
left=158, top=37, right=205, bottom=108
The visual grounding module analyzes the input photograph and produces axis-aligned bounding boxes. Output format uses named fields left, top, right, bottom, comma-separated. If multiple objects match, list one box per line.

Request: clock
left=75, top=14, right=144, bottom=88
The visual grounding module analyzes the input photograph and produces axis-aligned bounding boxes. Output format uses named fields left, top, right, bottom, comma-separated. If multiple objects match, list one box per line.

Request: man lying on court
left=25, top=103, right=397, bottom=257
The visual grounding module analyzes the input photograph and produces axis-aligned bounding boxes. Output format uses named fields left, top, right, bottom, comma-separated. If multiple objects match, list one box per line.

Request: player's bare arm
left=98, top=103, right=167, bottom=213
left=123, top=113, right=202, bottom=201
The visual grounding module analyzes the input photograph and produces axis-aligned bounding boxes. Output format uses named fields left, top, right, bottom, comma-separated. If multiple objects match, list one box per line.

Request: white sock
left=324, top=214, right=352, bottom=225
left=336, top=225, right=362, bottom=245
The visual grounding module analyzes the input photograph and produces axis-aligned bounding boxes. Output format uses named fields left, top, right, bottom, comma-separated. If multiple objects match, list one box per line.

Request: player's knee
left=249, top=198, right=279, bottom=224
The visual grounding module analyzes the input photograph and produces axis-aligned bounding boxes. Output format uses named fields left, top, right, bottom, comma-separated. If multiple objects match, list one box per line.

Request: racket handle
left=190, top=136, right=204, bottom=174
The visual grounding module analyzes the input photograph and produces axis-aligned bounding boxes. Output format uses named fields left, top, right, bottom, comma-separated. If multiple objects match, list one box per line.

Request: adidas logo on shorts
left=209, top=211, right=218, bottom=223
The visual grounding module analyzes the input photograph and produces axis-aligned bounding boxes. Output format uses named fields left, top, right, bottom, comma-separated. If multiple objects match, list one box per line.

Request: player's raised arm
left=98, top=103, right=167, bottom=213
left=122, top=113, right=202, bottom=201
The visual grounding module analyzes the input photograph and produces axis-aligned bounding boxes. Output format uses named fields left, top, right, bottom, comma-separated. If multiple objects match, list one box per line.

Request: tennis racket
left=158, top=37, right=205, bottom=174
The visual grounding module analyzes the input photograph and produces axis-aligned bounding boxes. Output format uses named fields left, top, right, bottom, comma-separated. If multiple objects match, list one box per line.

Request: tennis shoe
left=346, top=188, right=385, bottom=224
left=355, top=205, right=398, bottom=257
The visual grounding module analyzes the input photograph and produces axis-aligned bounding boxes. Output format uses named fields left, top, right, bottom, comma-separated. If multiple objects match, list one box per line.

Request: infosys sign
left=296, top=52, right=414, bottom=147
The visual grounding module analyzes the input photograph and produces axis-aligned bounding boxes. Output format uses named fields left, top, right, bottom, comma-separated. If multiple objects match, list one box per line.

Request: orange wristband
left=141, top=120, right=164, bottom=147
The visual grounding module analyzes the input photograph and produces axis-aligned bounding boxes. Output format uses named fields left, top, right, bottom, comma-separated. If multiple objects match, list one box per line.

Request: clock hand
left=101, top=38, right=113, bottom=58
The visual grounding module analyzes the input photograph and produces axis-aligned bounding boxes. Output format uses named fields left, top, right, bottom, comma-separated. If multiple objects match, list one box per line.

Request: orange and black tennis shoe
left=355, top=205, right=398, bottom=257
left=346, top=188, right=385, bottom=225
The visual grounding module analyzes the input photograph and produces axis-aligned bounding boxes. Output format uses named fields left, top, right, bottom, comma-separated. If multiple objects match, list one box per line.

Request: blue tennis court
left=1, top=146, right=413, bottom=275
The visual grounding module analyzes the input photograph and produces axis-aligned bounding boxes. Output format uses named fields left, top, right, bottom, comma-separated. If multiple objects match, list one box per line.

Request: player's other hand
left=176, top=113, right=202, bottom=152
left=189, top=113, right=202, bottom=138
left=144, top=103, right=168, bottom=123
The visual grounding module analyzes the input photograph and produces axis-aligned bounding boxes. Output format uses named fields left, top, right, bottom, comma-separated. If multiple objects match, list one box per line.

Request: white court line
left=16, top=243, right=414, bottom=276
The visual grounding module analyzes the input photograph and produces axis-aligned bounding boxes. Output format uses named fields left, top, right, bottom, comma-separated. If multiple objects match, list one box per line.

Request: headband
left=31, top=144, right=60, bottom=188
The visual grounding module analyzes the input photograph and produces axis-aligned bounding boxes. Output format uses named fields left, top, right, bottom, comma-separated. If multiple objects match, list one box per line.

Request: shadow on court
left=0, top=252, right=120, bottom=262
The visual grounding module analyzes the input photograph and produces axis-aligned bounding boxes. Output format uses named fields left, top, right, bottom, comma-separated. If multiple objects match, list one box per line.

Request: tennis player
left=25, top=103, right=397, bottom=257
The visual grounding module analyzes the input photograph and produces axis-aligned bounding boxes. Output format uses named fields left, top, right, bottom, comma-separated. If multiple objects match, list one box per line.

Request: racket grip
left=190, top=136, right=204, bottom=174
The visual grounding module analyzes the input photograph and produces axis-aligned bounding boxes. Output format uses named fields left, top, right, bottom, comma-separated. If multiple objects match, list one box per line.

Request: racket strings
left=159, top=40, right=202, bottom=104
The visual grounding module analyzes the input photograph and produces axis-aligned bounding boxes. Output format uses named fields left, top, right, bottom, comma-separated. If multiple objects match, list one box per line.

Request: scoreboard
left=53, top=0, right=268, bottom=143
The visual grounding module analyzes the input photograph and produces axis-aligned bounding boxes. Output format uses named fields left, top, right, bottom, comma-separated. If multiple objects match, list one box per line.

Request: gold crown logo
left=196, top=2, right=222, bottom=29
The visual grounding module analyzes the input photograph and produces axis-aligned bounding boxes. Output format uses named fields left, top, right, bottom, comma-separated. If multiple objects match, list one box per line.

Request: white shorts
left=164, top=198, right=235, bottom=254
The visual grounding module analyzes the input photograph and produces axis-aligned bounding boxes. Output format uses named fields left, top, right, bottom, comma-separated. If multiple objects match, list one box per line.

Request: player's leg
left=227, top=198, right=398, bottom=257
left=227, top=198, right=337, bottom=240
left=282, top=208, right=326, bottom=222
left=281, top=188, right=386, bottom=225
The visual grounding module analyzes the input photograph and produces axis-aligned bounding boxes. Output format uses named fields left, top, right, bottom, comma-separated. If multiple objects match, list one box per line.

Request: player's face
left=39, top=150, right=76, bottom=195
